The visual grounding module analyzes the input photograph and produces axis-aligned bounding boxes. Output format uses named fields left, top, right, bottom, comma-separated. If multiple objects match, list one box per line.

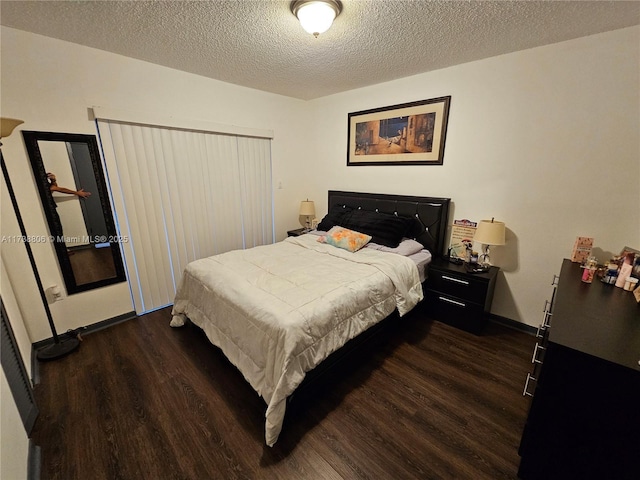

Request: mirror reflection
left=22, top=131, right=126, bottom=294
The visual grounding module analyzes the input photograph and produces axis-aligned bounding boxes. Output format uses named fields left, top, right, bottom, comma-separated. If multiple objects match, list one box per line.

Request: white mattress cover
left=170, top=234, right=423, bottom=445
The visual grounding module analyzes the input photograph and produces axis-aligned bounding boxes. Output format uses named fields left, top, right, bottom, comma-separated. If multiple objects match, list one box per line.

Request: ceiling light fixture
left=291, top=0, right=342, bottom=38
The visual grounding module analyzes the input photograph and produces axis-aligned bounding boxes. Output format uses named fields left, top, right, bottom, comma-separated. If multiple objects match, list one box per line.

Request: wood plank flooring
left=31, top=305, right=535, bottom=479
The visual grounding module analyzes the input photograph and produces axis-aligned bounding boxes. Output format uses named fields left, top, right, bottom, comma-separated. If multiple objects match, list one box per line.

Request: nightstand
left=287, top=228, right=307, bottom=237
left=424, top=257, right=499, bottom=335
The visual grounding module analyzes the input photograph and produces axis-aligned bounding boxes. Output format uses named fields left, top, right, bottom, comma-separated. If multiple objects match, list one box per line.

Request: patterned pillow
left=319, top=226, right=372, bottom=253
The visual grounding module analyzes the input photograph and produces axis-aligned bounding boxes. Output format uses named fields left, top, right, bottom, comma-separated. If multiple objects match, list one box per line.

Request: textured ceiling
left=2, top=1, right=639, bottom=100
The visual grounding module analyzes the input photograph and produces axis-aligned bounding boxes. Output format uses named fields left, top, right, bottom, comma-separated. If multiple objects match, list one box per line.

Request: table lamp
left=473, top=218, right=506, bottom=268
left=299, top=199, right=315, bottom=232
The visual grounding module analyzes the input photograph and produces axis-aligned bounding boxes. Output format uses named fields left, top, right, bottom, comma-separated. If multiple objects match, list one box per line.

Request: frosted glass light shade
left=292, top=0, right=342, bottom=37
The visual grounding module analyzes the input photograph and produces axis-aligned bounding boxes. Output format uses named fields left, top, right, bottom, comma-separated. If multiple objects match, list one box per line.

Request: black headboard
left=327, top=191, right=451, bottom=257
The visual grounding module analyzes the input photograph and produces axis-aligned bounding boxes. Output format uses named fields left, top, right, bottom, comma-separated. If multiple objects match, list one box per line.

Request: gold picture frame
left=347, top=96, right=451, bottom=166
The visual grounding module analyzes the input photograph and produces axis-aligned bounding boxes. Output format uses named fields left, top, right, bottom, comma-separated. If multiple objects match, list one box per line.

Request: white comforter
left=170, top=234, right=423, bottom=446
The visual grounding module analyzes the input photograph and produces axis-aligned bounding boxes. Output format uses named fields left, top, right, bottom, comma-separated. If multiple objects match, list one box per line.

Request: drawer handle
left=535, top=324, right=547, bottom=339
left=438, top=296, right=466, bottom=307
left=531, top=342, right=545, bottom=364
left=442, top=275, right=469, bottom=286
left=541, top=302, right=553, bottom=328
left=523, top=373, right=537, bottom=397
left=552, top=274, right=559, bottom=286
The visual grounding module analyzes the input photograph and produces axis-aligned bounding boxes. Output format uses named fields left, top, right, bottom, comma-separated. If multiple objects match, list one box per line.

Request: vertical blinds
left=97, top=120, right=274, bottom=314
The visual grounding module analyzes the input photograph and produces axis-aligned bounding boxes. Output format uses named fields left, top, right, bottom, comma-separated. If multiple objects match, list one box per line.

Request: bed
left=170, top=191, right=450, bottom=446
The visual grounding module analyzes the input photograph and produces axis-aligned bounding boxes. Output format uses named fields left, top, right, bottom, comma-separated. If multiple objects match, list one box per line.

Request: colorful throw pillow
left=320, top=226, right=372, bottom=253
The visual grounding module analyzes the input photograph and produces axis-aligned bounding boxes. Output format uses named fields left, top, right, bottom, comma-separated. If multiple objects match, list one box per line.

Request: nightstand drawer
left=427, top=269, right=490, bottom=305
left=425, top=290, right=486, bottom=334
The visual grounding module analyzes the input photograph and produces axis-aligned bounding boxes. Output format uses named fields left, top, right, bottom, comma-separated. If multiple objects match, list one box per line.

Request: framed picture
left=347, top=96, right=451, bottom=166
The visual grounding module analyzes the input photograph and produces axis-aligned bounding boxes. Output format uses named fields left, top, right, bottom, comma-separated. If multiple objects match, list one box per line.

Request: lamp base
left=36, top=338, right=80, bottom=361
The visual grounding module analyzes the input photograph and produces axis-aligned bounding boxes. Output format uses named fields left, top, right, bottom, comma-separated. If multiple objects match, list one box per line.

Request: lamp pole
left=1, top=142, right=80, bottom=360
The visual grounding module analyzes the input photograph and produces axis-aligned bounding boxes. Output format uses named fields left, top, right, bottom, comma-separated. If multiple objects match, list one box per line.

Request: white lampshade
left=473, top=219, right=506, bottom=246
left=292, top=0, right=342, bottom=37
left=299, top=200, right=316, bottom=216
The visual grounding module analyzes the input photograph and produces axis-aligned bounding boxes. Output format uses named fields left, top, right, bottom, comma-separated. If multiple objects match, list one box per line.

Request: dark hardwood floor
left=31, top=305, right=535, bottom=479
left=68, top=245, right=117, bottom=286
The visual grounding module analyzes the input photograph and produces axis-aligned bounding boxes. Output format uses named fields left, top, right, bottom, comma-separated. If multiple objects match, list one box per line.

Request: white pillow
left=367, top=238, right=425, bottom=256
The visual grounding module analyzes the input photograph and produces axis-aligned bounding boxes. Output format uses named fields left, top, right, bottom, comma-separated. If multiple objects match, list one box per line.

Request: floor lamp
left=1, top=118, right=80, bottom=361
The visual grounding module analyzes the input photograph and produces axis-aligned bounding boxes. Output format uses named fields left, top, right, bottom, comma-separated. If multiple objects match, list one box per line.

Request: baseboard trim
left=32, top=311, right=137, bottom=351
left=489, top=314, right=536, bottom=335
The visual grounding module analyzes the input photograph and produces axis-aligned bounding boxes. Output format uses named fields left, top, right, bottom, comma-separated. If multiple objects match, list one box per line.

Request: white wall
left=306, top=26, right=640, bottom=326
left=1, top=27, right=310, bottom=341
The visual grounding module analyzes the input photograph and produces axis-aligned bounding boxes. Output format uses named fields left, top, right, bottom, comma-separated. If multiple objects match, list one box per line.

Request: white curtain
left=97, top=120, right=273, bottom=314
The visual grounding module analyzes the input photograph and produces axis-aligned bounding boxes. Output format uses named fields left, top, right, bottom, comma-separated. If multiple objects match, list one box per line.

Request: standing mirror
left=22, top=131, right=126, bottom=294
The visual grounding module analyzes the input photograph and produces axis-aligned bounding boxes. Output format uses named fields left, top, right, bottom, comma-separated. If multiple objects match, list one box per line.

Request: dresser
left=518, top=259, right=640, bottom=479
left=424, top=257, right=498, bottom=334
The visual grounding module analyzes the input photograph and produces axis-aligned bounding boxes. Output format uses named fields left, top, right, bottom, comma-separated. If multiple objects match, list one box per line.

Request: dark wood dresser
left=518, top=259, right=640, bottom=479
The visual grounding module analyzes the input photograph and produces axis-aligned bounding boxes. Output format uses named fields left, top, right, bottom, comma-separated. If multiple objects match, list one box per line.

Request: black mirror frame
left=21, top=131, right=126, bottom=294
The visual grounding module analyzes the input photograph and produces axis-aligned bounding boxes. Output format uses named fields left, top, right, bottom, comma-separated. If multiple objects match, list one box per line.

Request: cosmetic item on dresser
left=624, top=277, right=638, bottom=291
left=601, top=262, right=619, bottom=285
left=570, top=236, right=593, bottom=263
left=615, top=261, right=633, bottom=288
left=580, top=256, right=597, bottom=283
